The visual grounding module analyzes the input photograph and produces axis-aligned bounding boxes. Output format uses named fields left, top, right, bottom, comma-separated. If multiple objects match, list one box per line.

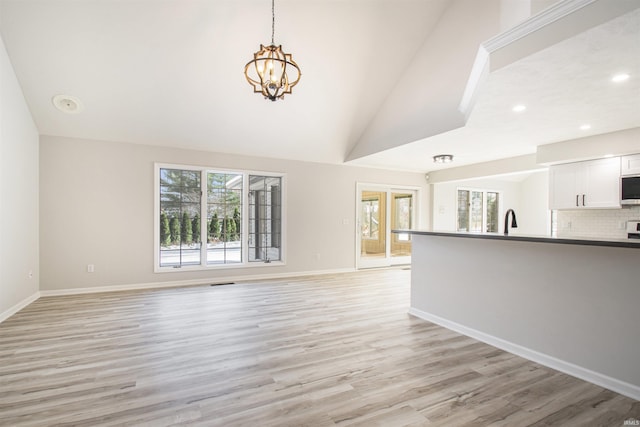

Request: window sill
left=154, top=260, right=286, bottom=274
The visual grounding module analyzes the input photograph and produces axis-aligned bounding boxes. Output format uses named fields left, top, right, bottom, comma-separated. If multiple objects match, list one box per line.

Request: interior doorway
left=356, top=184, right=418, bottom=269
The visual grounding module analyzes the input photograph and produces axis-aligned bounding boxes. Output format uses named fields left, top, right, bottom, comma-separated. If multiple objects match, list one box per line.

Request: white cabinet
left=621, top=154, right=640, bottom=176
left=549, top=157, right=621, bottom=209
left=549, top=163, right=580, bottom=210
left=582, top=158, right=621, bottom=208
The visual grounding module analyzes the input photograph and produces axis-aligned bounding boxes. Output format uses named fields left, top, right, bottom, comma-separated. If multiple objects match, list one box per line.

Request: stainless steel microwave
left=621, top=175, right=640, bottom=205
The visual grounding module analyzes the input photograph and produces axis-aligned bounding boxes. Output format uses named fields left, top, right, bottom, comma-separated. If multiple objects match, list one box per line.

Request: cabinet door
left=549, top=163, right=580, bottom=210
left=583, top=157, right=620, bottom=208
left=621, top=154, right=640, bottom=176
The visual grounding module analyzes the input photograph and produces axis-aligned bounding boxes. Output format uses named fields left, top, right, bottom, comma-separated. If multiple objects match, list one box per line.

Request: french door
left=356, top=184, right=418, bottom=269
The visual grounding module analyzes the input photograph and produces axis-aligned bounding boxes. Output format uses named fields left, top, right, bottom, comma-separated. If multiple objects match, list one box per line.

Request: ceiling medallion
left=433, top=154, right=453, bottom=164
left=244, top=0, right=301, bottom=101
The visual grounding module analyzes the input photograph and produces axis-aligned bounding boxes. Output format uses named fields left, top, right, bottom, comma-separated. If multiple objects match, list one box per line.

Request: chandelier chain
left=271, top=0, right=275, bottom=45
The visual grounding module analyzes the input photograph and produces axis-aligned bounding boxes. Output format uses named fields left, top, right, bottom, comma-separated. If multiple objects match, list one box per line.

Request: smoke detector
left=52, top=95, right=84, bottom=114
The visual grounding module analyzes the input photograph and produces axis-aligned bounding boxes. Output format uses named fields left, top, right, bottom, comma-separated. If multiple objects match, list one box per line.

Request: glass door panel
left=391, top=193, right=412, bottom=259
left=360, top=191, right=386, bottom=260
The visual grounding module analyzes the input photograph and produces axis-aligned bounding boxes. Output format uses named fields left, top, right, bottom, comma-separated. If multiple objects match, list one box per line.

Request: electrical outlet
left=87, top=264, right=95, bottom=273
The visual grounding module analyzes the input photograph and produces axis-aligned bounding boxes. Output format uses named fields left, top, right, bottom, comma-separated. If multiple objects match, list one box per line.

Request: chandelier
left=244, top=0, right=301, bottom=101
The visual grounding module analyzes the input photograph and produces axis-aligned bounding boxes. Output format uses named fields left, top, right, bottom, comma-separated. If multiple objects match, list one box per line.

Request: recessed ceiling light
left=579, top=124, right=591, bottom=130
left=52, top=94, right=84, bottom=114
left=611, top=73, right=630, bottom=83
left=512, top=104, right=526, bottom=112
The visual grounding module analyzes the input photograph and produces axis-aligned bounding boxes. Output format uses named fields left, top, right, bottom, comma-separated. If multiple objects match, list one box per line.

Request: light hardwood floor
left=1, top=269, right=638, bottom=426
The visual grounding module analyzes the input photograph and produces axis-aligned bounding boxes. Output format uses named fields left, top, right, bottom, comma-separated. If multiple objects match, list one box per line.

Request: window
left=155, top=164, right=284, bottom=271
left=486, top=192, right=499, bottom=233
left=159, top=169, right=202, bottom=267
left=248, top=175, right=282, bottom=262
left=207, top=172, right=242, bottom=265
left=457, top=188, right=501, bottom=233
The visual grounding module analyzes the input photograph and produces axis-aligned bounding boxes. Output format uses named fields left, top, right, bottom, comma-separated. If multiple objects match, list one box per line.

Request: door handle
left=576, top=195, right=579, bottom=207
left=582, top=194, right=586, bottom=206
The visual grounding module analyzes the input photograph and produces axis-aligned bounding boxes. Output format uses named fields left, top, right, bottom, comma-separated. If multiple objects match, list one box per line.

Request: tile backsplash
left=557, top=206, right=640, bottom=239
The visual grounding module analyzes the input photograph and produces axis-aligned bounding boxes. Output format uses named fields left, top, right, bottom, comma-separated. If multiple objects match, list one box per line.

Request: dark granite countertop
left=392, top=230, right=640, bottom=249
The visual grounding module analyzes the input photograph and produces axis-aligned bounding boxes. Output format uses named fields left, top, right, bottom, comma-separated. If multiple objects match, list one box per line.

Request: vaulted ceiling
left=1, top=0, right=638, bottom=172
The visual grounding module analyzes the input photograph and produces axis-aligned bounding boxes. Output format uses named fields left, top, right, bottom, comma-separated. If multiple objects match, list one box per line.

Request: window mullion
left=483, top=190, right=488, bottom=233
left=200, top=169, right=207, bottom=267
left=242, top=172, right=249, bottom=266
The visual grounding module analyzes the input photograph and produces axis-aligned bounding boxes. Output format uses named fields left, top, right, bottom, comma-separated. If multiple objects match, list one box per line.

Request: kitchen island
left=397, top=230, right=640, bottom=400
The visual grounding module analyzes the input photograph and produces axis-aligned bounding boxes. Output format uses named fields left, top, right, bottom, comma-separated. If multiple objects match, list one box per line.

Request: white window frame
left=154, top=163, right=286, bottom=273
left=456, top=187, right=502, bottom=233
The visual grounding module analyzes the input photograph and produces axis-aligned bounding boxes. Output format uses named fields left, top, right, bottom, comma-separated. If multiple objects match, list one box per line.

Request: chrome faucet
left=504, top=209, right=518, bottom=235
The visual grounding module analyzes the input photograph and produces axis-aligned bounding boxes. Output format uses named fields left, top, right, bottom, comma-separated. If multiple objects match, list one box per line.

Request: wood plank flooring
left=1, top=268, right=638, bottom=426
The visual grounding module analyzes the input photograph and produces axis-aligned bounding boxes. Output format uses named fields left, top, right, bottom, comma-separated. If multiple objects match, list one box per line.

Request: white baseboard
left=408, top=307, right=640, bottom=402
left=0, top=291, right=40, bottom=324
left=39, top=267, right=357, bottom=297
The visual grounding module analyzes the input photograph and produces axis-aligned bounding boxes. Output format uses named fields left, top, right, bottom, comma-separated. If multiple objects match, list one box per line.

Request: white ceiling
left=350, top=4, right=640, bottom=171
left=1, top=0, right=639, bottom=172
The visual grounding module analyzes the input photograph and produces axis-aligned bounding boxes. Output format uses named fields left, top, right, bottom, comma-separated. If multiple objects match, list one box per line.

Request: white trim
left=355, top=183, right=422, bottom=270
left=152, top=260, right=288, bottom=274
left=408, top=307, right=640, bottom=401
left=39, top=267, right=356, bottom=297
left=154, top=164, right=161, bottom=271
left=154, top=163, right=287, bottom=272
left=0, top=292, right=40, bottom=324
left=455, top=187, right=503, bottom=233
left=458, top=46, right=489, bottom=116
left=482, top=0, right=597, bottom=53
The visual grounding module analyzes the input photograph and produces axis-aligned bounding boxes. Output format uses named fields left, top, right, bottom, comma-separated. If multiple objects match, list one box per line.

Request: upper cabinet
left=621, top=154, right=640, bottom=176
left=549, top=157, right=621, bottom=210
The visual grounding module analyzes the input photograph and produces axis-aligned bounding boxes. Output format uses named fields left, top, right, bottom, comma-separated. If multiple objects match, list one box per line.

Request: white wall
left=410, top=233, right=640, bottom=399
left=500, top=0, right=531, bottom=31
left=433, top=178, right=518, bottom=232
left=537, top=127, right=640, bottom=165
left=432, top=172, right=549, bottom=235
left=530, top=0, right=560, bottom=15
left=347, top=0, right=502, bottom=161
left=517, top=170, right=550, bottom=236
left=39, top=135, right=429, bottom=291
left=0, top=34, right=40, bottom=318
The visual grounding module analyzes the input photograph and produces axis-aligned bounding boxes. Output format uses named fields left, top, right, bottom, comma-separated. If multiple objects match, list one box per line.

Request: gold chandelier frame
left=244, top=0, right=301, bottom=101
